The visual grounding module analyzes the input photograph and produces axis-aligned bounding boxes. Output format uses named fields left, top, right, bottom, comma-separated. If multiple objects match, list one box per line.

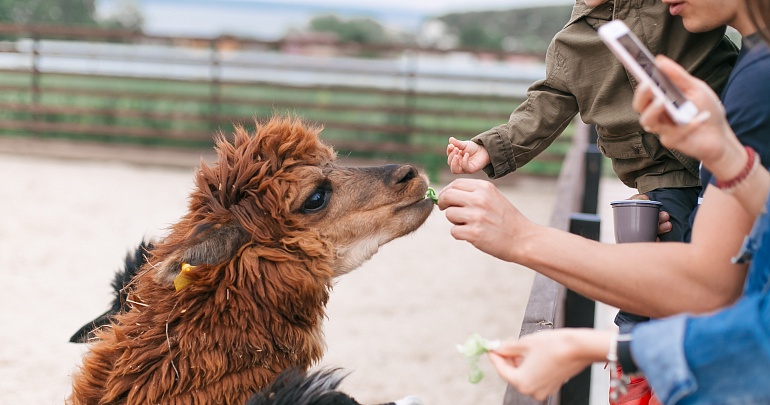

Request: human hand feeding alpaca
left=68, top=115, right=435, bottom=405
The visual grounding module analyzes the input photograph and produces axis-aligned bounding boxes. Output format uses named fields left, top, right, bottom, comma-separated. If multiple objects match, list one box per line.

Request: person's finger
left=489, top=352, right=552, bottom=400
left=461, top=152, right=471, bottom=172
left=448, top=222, right=476, bottom=243
left=655, top=55, right=699, bottom=93
left=443, top=207, right=468, bottom=226
left=488, top=351, right=518, bottom=371
left=448, top=137, right=467, bottom=150
left=436, top=182, right=473, bottom=210
left=689, top=110, right=711, bottom=127
left=659, top=210, right=670, bottom=223
left=490, top=339, right=528, bottom=357
left=440, top=193, right=484, bottom=224
left=658, top=220, right=672, bottom=234
left=451, top=149, right=463, bottom=170
left=488, top=351, right=525, bottom=382
left=441, top=178, right=487, bottom=193
left=669, top=111, right=712, bottom=143
left=450, top=152, right=463, bottom=174
left=627, top=193, right=649, bottom=200
left=657, top=210, right=672, bottom=235
left=439, top=193, right=473, bottom=217
left=632, top=81, right=656, bottom=113
left=639, top=97, right=672, bottom=134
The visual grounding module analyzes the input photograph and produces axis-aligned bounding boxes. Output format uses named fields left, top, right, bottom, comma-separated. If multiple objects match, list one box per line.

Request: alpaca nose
left=392, top=164, right=418, bottom=185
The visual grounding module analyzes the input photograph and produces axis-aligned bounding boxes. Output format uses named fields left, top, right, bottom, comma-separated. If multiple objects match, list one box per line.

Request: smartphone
left=598, top=20, right=698, bottom=125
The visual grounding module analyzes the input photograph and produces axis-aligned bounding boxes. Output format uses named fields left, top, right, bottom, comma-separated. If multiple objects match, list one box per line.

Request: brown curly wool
left=68, top=115, right=434, bottom=405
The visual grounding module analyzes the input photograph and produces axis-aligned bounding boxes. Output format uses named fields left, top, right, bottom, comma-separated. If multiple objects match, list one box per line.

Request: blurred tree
left=99, top=0, right=144, bottom=30
left=457, top=21, right=504, bottom=50
left=0, top=0, right=98, bottom=25
left=309, top=14, right=387, bottom=44
left=437, top=5, right=573, bottom=54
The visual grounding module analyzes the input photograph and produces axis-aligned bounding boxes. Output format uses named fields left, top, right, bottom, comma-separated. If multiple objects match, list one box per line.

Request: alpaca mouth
left=414, top=197, right=435, bottom=208
left=395, top=194, right=435, bottom=214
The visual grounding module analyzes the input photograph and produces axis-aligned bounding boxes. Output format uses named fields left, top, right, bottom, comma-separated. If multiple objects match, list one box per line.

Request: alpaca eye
left=302, top=188, right=331, bottom=213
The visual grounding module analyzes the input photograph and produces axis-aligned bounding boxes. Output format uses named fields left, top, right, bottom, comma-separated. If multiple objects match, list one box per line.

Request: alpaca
left=69, top=116, right=435, bottom=404
left=245, top=368, right=423, bottom=405
left=70, top=241, right=153, bottom=343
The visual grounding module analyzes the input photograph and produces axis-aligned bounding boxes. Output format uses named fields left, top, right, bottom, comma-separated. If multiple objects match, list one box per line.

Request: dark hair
left=747, top=0, right=770, bottom=44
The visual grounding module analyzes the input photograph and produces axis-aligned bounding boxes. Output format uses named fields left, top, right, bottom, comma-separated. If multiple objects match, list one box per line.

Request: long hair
left=747, top=0, right=770, bottom=44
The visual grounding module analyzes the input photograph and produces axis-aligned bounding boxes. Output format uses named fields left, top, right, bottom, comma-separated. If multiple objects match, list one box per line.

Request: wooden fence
left=0, top=23, right=603, bottom=404
left=0, top=23, right=571, bottom=178
left=504, top=122, right=603, bottom=405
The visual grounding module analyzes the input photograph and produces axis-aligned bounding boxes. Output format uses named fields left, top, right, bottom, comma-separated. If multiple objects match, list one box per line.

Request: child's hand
left=446, top=137, right=491, bottom=175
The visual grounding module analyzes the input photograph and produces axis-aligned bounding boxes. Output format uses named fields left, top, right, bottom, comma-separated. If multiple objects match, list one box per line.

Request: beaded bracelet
left=716, top=146, right=758, bottom=192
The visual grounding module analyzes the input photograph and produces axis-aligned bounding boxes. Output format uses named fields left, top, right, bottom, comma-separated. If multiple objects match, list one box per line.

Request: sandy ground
left=0, top=147, right=564, bottom=405
left=0, top=138, right=637, bottom=405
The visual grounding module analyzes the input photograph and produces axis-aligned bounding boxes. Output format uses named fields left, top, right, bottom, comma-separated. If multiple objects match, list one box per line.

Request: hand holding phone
left=598, top=20, right=698, bottom=125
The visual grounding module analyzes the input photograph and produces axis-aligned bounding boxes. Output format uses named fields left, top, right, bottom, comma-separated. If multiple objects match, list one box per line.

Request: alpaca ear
left=181, top=223, right=248, bottom=266
left=154, top=223, right=249, bottom=286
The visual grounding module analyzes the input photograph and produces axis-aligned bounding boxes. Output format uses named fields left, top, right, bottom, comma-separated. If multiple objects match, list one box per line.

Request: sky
left=98, top=0, right=575, bottom=39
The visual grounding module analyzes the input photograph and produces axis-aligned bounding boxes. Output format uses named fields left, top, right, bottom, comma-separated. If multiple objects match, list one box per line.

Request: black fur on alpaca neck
left=69, top=241, right=154, bottom=343
left=246, top=368, right=405, bottom=405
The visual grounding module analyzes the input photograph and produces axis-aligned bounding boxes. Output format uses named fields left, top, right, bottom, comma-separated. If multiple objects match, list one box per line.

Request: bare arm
left=438, top=179, right=750, bottom=318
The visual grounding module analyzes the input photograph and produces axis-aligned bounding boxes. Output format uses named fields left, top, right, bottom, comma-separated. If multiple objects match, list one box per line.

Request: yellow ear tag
left=174, top=263, right=196, bottom=292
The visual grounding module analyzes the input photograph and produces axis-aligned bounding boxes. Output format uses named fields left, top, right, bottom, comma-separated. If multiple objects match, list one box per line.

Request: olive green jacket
left=473, top=0, right=738, bottom=193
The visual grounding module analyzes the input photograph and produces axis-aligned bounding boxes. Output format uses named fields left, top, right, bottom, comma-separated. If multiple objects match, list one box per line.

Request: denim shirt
left=631, top=191, right=770, bottom=404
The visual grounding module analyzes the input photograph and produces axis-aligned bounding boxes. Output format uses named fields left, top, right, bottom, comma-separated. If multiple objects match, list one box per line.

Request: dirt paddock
left=0, top=143, right=560, bottom=404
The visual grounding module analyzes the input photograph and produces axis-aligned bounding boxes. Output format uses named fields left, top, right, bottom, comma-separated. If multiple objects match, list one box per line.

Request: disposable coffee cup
left=610, top=200, right=663, bottom=243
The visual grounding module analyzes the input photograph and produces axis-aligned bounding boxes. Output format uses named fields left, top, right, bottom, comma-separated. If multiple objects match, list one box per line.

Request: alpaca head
left=70, top=115, right=434, bottom=404
left=151, top=115, right=434, bottom=287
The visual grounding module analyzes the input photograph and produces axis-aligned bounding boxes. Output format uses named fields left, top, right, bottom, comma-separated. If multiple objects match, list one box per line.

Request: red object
left=716, top=146, right=756, bottom=190
left=610, top=365, right=662, bottom=405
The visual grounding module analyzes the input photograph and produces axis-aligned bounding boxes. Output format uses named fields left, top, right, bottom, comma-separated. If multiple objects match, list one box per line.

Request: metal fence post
left=209, top=37, right=222, bottom=133
left=30, top=34, right=41, bottom=137
left=560, top=213, right=600, bottom=405
left=581, top=125, right=602, bottom=214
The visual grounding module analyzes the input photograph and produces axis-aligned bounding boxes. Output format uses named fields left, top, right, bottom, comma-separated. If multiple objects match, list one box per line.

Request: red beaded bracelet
left=716, top=146, right=758, bottom=191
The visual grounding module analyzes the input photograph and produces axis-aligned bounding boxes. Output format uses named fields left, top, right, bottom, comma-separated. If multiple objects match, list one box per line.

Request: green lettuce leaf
left=426, top=187, right=438, bottom=204
left=456, top=333, right=500, bottom=383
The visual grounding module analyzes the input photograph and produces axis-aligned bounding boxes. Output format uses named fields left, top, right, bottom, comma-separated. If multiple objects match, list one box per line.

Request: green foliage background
left=437, top=6, right=573, bottom=53
left=0, top=0, right=97, bottom=25
left=309, top=15, right=388, bottom=44
left=0, top=2, right=576, bottom=177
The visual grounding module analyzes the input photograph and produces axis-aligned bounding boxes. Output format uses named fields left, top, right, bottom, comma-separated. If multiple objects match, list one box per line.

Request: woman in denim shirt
left=481, top=6, right=770, bottom=403
left=630, top=197, right=770, bottom=404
